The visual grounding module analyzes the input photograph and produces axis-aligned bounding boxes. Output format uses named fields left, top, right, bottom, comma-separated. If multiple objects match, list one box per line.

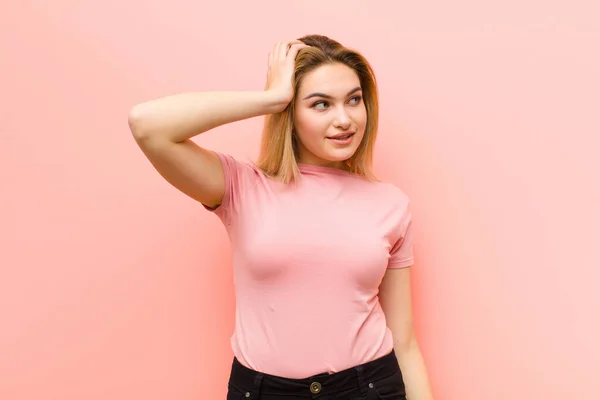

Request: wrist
left=264, top=90, right=292, bottom=113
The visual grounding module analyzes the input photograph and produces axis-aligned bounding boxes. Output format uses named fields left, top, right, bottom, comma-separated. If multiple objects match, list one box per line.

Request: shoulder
left=369, top=180, right=412, bottom=228
left=214, top=151, right=264, bottom=178
left=374, top=182, right=414, bottom=241
left=370, top=179, right=411, bottom=209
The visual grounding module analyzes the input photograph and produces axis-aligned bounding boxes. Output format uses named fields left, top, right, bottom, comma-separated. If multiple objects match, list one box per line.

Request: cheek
left=294, top=112, right=328, bottom=139
left=356, top=106, right=368, bottom=127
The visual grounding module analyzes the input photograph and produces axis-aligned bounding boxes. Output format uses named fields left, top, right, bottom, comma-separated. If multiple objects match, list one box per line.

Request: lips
left=328, top=131, right=355, bottom=140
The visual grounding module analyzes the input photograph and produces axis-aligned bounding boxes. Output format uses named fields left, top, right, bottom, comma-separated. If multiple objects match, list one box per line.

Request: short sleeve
left=202, top=151, right=252, bottom=227
left=387, top=211, right=415, bottom=269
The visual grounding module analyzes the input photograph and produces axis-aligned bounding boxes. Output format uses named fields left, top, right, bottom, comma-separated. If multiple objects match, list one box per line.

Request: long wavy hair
left=254, top=34, right=380, bottom=183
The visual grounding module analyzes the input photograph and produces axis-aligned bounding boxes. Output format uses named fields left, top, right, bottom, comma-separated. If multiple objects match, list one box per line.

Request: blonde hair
left=255, top=34, right=380, bottom=183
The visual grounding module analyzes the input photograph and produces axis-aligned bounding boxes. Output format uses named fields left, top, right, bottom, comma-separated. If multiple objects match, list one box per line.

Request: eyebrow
left=302, top=86, right=362, bottom=100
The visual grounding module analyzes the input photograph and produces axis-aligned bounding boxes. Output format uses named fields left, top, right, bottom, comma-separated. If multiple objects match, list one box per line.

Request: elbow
left=128, top=105, right=148, bottom=140
left=395, top=336, right=419, bottom=358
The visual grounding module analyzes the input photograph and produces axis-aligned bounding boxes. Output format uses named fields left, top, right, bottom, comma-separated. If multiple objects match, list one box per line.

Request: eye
left=312, top=100, right=329, bottom=110
left=349, top=95, right=362, bottom=105
left=311, top=96, right=362, bottom=110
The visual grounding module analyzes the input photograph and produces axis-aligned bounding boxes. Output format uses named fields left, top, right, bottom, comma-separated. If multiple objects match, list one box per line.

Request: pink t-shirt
left=205, top=152, right=414, bottom=378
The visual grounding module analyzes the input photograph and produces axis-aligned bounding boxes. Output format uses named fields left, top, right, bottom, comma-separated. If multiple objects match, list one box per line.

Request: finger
left=286, top=43, right=308, bottom=61
left=289, top=42, right=308, bottom=51
left=285, top=40, right=305, bottom=55
left=277, top=41, right=290, bottom=61
left=278, top=41, right=291, bottom=60
left=270, top=41, right=281, bottom=65
left=278, top=40, right=303, bottom=60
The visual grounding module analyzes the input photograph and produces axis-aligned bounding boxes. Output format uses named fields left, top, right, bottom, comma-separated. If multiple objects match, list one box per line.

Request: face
left=293, top=63, right=367, bottom=169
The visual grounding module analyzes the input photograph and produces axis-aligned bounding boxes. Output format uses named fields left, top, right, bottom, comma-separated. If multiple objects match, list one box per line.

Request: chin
left=333, top=145, right=361, bottom=158
left=321, top=149, right=359, bottom=164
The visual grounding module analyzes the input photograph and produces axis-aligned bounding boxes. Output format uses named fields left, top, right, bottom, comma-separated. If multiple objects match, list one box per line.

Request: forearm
left=394, top=338, right=435, bottom=400
left=128, top=90, right=286, bottom=143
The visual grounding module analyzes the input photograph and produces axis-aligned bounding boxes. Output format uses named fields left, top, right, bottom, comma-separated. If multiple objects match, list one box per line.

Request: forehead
left=297, top=63, right=361, bottom=96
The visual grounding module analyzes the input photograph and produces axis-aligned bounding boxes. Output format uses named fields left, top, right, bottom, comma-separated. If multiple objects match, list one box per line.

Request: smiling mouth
left=328, top=132, right=355, bottom=141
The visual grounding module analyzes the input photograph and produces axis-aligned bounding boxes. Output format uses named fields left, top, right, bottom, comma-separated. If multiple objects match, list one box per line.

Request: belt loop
left=252, top=372, right=264, bottom=397
left=354, top=365, right=368, bottom=396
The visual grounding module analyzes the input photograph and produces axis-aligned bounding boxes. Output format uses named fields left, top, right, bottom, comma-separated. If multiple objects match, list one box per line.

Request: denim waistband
left=228, top=348, right=400, bottom=397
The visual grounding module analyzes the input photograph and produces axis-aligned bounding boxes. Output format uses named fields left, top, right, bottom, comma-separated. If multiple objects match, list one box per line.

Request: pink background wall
left=1, top=1, right=599, bottom=399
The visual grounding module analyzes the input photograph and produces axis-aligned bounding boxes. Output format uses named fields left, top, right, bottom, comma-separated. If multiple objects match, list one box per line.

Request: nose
left=333, top=106, right=351, bottom=129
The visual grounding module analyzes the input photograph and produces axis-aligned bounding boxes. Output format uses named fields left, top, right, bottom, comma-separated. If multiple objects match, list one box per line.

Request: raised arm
left=127, top=40, right=306, bottom=208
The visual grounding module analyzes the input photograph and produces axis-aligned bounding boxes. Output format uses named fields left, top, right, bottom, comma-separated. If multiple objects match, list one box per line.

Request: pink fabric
left=205, top=152, right=414, bottom=378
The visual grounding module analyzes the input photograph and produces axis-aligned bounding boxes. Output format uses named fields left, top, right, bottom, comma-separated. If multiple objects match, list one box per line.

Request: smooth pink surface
left=206, top=153, right=413, bottom=378
left=1, top=1, right=599, bottom=399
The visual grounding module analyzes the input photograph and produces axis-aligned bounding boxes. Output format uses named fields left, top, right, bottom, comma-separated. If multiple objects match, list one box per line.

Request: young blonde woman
left=128, top=35, right=434, bottom=400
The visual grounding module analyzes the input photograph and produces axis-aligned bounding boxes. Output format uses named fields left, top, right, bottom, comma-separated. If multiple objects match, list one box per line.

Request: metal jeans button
left=310, top=382, right=322, bottom=394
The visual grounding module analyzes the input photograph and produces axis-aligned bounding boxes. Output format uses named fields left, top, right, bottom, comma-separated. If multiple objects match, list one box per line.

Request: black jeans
left=227, top=348, right=407, bottom=400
